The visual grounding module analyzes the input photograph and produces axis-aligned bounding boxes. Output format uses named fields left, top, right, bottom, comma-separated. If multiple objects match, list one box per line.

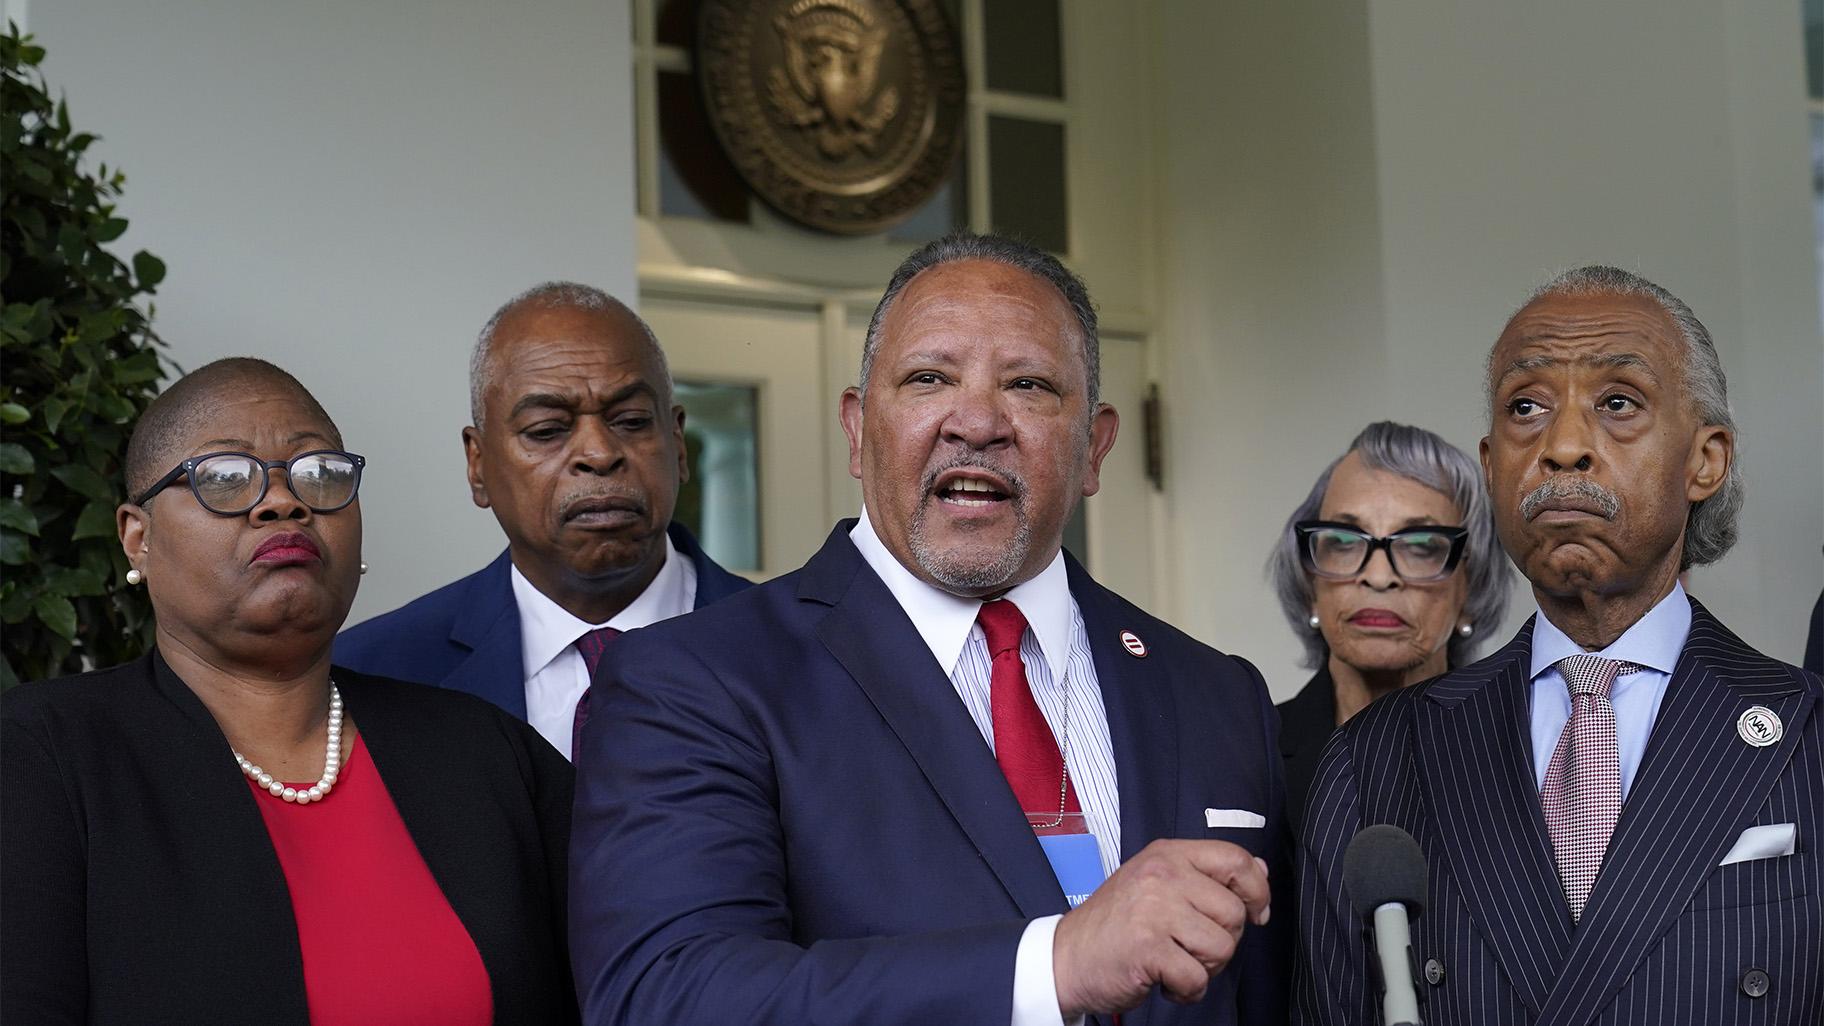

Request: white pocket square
left=1718, top=823, right=1797, bottom=866
left=1206, top=808, right=1266, bottom=829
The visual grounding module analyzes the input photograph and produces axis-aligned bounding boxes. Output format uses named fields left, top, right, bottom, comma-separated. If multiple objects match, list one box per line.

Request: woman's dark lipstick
left=1347, top=608, right=1407, bottom=629
left=252, top=531, right=321, bottom=566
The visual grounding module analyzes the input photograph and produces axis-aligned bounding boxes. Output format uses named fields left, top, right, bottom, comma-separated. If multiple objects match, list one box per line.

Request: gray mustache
left=1520, top=477, right=1621, bottom=521
left=920, top=452, right=1025, bottom=501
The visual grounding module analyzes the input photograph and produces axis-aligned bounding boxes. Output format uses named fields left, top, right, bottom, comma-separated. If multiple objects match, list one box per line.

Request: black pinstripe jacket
left=1294, top=599, right=1823, bottom=1025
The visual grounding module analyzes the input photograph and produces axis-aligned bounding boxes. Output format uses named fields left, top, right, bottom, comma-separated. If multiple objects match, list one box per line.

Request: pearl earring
left=1457, top=623, right=1473, bottom=638
left=358, top=561, right=368, bottom=576
left=126, top=568, right=144, bottom=586
left=1308, top=613, right=1322, bottom=630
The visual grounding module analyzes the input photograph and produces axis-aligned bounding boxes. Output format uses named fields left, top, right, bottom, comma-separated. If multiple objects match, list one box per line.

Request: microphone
left=1343, top=824, right=1428, bottom=1026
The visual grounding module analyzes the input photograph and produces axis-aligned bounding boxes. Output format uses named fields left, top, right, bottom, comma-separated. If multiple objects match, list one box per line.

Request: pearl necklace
left=233, top=684, right=343, bottom=805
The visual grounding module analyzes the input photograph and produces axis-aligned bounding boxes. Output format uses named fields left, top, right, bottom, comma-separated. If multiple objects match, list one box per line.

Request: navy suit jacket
left=1295, top=599, right=1824, bottom=1025
left=335, top=523, right=750, bottom=719
left=569, top=522, right=1291, bottom=1026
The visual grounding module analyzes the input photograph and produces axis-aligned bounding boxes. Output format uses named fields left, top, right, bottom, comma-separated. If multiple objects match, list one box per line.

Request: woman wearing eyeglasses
left=1, top=359, right=577, bottom=1025
left=1267, top=421, right=1510, bottom=833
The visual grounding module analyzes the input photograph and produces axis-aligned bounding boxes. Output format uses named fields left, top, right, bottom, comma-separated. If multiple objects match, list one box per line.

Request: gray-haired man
left=336, top=283, right=750, bottom=758
left=1295, top=267, right=1823, bottom=1024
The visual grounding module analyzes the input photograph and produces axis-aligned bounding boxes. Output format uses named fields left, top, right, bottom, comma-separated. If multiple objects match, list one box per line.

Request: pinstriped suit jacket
left=1295, top=599, right=1823, bottom=1025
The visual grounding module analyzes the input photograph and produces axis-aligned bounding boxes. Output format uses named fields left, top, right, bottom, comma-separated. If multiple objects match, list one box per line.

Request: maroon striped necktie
left=570, top=627, right=621, bottom=760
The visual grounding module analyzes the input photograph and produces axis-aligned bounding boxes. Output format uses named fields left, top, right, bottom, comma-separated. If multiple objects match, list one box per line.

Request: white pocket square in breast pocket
left=1205, top=808, right=1266, bottom=829
left=1718, top=823, right=1797, bottom=866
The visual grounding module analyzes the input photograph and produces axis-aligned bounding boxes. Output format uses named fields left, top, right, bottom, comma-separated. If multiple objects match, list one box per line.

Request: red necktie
left=977, top=600, right=1081, bottom=821
left=1541, top=653, right=1632, bottom=921
left=570, top=627, right=621, bottom=760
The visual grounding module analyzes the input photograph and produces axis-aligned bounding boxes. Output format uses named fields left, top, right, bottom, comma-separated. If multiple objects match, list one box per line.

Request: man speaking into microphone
left=1295, top=268, right=1824, bottom=1024
left=569, top=233, right=1290, bottom=1025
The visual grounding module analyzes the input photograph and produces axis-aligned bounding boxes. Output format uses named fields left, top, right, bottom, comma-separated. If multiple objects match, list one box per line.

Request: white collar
left=1530, top=580, right=1693, bottom=679
left=509, top=533, right=695, bottom=681
left=849, top=507, right=1074, bottom=684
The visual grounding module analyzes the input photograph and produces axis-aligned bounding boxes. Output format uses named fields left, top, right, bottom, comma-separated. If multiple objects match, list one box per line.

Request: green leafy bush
left=2, top=23, right=171, bottom=688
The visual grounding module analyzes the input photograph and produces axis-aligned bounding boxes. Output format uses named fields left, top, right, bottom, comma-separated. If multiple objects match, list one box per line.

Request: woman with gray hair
left=1269, top=421, right=1509, bottom=830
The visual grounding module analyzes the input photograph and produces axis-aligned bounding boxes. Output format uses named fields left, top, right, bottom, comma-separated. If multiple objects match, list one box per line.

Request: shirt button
left=1424, top=958, right=1445, bottom=986
left=1740, top=967, right=1770, bottom=999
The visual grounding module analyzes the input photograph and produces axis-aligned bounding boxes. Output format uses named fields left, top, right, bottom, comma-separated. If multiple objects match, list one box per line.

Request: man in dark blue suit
left=337, top=283, right=748, bottom=757
left=570, top=234, right=1290, bottom=1025
left=1296, top=267, right=1823, bottom=1024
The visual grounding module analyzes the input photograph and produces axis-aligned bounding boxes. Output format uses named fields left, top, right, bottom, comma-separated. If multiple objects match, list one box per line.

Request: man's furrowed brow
left=897, top=350, right=961, bottom=369
left=508, top=392, right=577, bottom=419
left=1588, top=351, right=1658, bottom=380
left=509, top=382, right=661, bottom=420
left=602, top=381, right=662, bottom=407
left=1494, top=351, right=1658, bottom=387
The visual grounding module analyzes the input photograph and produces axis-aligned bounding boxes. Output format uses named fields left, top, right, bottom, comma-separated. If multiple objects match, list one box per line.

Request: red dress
left=248, top=734, right=493, bottom=1026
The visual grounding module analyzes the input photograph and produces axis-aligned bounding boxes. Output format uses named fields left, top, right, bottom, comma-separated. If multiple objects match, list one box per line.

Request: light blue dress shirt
left=1529, top=582, right=1692, bottom=799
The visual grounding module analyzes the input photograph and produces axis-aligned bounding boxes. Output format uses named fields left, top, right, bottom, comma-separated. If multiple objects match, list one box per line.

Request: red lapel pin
left=1120, top=630, right=1147, bottom=658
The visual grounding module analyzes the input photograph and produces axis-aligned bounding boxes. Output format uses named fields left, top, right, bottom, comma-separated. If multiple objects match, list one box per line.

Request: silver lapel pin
left=1737, top=705, right=1783, bottom=748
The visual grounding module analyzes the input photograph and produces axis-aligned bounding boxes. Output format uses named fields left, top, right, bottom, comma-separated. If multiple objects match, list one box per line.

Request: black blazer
left=1295, top=600, right=1824, bottom=1025
left=2, top=650, right=578, bottom=1026
left=1276, top=668, right=1337, bottom=837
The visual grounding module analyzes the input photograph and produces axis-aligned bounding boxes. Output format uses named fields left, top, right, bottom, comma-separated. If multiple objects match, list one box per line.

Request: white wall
left=1150, top=0, right=1401, bottom=694
left=1154, top=0, right=1824, bottom=698
left=27, top=0, right=637, bottom=624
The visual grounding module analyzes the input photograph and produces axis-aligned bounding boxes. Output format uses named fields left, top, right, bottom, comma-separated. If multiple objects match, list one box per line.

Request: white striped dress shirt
left=511, top=534, right=697, bottom=759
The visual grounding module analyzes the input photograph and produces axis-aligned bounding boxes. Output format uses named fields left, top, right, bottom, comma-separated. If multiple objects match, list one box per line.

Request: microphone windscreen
left=1343, top=823, right=1427, bottom=918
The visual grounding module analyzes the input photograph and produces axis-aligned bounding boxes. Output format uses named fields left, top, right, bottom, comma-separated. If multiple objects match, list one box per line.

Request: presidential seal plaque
left=697, top=0, right=965, bottom=235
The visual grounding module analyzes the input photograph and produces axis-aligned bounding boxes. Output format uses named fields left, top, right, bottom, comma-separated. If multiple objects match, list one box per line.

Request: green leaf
left=0, top=584, right=31, bottom=622
left=94, top=393, right=135, bottom=421
left=44, top=566, right=106, bottom=597
left=0, top=402, right=27, bottom=425
left=32, top=593, right=76, bottom=640
left=0, top=498, right=40, bottom=536
left=132, top=251, right=166, bottom=288
left=42, top=397, right=69, bottom=434
left=0, top=530, right=27, bottom=565
left=95, top=217, right=129, bottom=242
left=76, top=309, right=124, bottom=344
left=2, top=304, right=35, bottom=331
left=0, top=443, right=34, bottom=474
left=50, top=464, right=116, bottom=501
left=112, top=350, right=163, bottom=385
left=71, top=500, right=116, bottom=540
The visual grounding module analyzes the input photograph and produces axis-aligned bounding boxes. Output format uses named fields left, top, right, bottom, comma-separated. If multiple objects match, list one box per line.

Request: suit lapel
left=804, top=526, right=1069, bottom=920
left=1067, top=557, right=1178, bottom=862
left=1416, top=622, right=1571, bottom=1016
left=1536, top=602, right=1814, bottom=1023
left=442, top=552, right=528, bottom=719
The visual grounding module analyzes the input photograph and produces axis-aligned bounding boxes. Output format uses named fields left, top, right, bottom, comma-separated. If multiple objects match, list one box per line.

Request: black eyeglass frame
left=1293, top=520, right=1469, bottom=583
left=134, top=449, right=367, bottom=515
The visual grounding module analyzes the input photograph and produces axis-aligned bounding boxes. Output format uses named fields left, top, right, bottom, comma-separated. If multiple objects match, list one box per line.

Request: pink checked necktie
left=1540, top=653, right=1633, bottom=922
left=570, top=627, right=621, bottom=760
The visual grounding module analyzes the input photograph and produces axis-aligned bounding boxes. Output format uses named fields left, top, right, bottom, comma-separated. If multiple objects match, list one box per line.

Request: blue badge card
left=1038, top=833, right=1107, bottom=908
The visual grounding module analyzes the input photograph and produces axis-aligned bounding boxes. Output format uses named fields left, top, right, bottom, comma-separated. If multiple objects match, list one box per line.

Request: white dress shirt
left=851, top=510, right=1114, bottom=1026
left=1529, top=582, right=1691, bottom=799
left=511, top=534, right=698, bottom=758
